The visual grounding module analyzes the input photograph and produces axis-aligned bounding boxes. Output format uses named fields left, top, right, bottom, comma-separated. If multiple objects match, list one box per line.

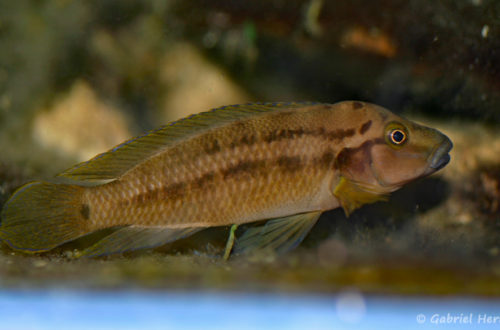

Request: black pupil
left=392, top=130, right=405, bottom=143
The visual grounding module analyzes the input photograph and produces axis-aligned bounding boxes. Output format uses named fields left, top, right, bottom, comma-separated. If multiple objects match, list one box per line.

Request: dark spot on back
left=352, top=101, right=363, bottom=110
left=234, top=122, right=245, bottom=130
left=276, top=156, right=303, bottom=172
left=240, top=134, right=256, bottom=146
left=264, top=130, right=279, bottom=143
left=80, top=204, right=90, bottom=220
left=204, top=140, right=221, bottom=154
left=359, top=120, right=372, bottom=135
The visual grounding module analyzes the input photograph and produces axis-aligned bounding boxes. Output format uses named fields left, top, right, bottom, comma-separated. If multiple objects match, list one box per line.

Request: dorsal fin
left=58, top=102, right=321, bottom=183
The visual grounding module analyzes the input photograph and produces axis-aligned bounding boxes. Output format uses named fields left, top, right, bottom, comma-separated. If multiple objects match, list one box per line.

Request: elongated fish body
left=0, top=101, right=452, bottom=257
left=88, top=104, right=352, bottom=228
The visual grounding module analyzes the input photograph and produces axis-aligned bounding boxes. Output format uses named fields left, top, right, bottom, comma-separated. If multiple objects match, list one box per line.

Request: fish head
left=336, top=105, right=453, bottom=195
left=369, top=118, right=453, bottom=190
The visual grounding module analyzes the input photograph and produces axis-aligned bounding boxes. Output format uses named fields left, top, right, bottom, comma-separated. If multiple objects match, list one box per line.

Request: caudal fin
left=0, top=181, right=89, bottom=253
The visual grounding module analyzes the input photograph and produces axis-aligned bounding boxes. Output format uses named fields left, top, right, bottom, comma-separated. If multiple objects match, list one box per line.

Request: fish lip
left=431, top=153, right=450, bottom=171
left=429, top=137, right=453, bottom=171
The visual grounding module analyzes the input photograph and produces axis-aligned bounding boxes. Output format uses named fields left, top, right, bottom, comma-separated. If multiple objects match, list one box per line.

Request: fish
left=0, top=101, right=452, bottom=257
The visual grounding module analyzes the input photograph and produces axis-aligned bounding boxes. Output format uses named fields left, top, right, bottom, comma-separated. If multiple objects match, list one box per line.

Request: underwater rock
left=159, top=43, right=249, bottom=121
left=32, top=81, right=131, bottom=161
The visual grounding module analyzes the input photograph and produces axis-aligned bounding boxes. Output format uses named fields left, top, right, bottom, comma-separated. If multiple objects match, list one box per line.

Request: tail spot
left=80, top=204, right=90, bottom=220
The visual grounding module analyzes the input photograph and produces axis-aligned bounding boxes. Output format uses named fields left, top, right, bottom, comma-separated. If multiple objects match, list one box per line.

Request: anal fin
left=233, top=211, right=322, bottom=256
left=76, top=226, right=202, bottom=257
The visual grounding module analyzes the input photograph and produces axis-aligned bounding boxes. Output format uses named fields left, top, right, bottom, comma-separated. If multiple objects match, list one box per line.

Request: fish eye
left=390, top=129, right=406, bottom=145
left=384, top=122, right=408, bottom=147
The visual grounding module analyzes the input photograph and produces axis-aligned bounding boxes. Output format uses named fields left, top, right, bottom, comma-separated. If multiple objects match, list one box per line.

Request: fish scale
left=0, top=101, right=452, bottom=257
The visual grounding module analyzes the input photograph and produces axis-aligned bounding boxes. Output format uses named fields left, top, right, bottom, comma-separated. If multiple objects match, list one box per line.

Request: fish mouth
left=429, top=136, right=453, bottom=171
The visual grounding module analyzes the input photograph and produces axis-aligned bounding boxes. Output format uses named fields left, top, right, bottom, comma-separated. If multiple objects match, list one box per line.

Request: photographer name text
left=417, top=313, right=500, bottom=325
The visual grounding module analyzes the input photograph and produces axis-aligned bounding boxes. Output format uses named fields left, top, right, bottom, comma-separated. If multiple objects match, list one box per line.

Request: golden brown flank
left=0, top=101, right=452, bottom=257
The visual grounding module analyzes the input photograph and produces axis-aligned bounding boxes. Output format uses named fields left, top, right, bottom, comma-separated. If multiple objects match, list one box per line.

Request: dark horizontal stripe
left=276, top=156, right=303, bottom=172
left=204, top=127, right=357, bottom=153
left=123, top=140, right=372, bottom=205
left=222, top=160, right=267, bottom=179
left=264, top=128, right=307, bottom=143
left=324, top=128, right=355, bottom=141
left=192, top=172, right=215, bottom=189
left=265, top=127, right=355, bottom=143
left=316, top=150, right=335, bottom=169
left=202, top=118, right=360, bottom=156
left=125, top=182, right=187, bottom=205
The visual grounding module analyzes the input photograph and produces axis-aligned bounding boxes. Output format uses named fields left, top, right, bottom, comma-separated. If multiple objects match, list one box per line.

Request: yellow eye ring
left=384, top=122, right=409, bottom=148
left=389, top=129, right=406, bottom=145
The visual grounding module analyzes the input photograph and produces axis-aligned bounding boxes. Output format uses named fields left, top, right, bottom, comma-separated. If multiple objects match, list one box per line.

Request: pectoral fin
left=333, top=176, right=389, bottom=217
left=233, top=211, right=322, bottom=256
left=76, top=226, right=202, bottom=257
